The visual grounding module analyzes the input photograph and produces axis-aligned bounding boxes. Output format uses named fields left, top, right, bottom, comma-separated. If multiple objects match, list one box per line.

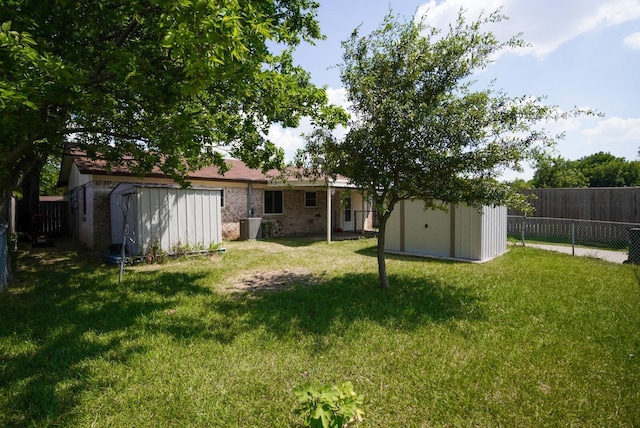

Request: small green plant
left=262, top=221, right=273, bottom=238
left=294, top=381, right=364, bottom=428
left=208, top=241, right=222, bottom=252
left=169, top=240, right=190, bottom=256
left=172, top=240, right=213, bottom=256
left=145, top=240, right=166, bottom=263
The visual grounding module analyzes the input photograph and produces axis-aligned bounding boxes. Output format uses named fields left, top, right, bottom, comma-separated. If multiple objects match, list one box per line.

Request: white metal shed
left=110, top=183, right=222, bottom=256
left=385, top=200, right=507, bottom=262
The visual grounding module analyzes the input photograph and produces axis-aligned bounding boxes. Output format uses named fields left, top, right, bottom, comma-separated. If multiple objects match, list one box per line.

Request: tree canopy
left=0, top=0, right=346, bottom=219
left=531, top=152, right=640, bottom=188
left=530, top=156, right=588, bottom=188
left=298, top=10, right=591, bottom=288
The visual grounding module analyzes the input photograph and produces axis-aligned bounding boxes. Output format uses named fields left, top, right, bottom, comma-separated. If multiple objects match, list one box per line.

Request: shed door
left=404, top=200, right=450, bottom=257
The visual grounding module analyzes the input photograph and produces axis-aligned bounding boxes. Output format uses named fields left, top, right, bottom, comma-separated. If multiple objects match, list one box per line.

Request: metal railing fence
left=507, top=216, right=637, bottom=253
left=0, top=222, right=11, bottom=292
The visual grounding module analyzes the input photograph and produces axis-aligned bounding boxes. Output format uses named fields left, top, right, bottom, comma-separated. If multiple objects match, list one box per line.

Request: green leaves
left=331, top=8, right=594, bottom=209
left=294, top=381, right=364, bottom=428
left=0, top=0, right=345, bottom=215
left=295, top=7, right=593, bottom=288
left=532, top=152, right=640, bottom=188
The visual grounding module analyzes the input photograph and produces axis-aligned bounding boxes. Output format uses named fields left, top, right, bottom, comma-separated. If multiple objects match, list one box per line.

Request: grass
left=1, top=237, right=639, bottom=427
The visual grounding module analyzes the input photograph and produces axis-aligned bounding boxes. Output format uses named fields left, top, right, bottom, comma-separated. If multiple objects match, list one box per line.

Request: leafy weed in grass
left=294, top=381, right=364, bottom=427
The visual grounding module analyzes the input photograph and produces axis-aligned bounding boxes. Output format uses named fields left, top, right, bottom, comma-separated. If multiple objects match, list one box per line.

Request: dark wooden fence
left=37, top=201, right=69, bottom=236
left=17, top=200, right=69, bottom=237
left=509, top=188, right=640, bottom=223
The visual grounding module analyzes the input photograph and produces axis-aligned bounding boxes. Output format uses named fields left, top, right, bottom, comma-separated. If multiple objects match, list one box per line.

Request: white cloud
left=268, top=119, right=310, bottom=161
left=268, top=86, right=350, bottom=161
left=326, top=86, right=350, bottom=109
left=624, top=31, right=640, bottom=48
left=415, top=0, right=640, bottom=58
left=581, top=117, right=640, bottom=143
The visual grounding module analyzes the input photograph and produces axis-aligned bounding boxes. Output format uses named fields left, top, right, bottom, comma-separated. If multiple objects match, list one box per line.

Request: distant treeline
left=529, top=152, right=640, bottom=188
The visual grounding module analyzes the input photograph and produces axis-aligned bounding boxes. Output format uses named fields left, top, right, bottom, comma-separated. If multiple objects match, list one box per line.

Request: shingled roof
left=58, top=146, right=277, bottom=186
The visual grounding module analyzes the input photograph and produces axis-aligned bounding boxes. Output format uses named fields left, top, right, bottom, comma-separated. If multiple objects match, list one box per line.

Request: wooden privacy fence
left=509, top=188, right=640, bottom=223
left=36, top=201, right=69, bottom=236
left=17, top=200, right=69, bottom=237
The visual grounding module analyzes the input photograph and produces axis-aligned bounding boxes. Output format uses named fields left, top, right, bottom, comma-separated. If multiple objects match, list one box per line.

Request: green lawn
left=1, top=238, right=639, bottom=427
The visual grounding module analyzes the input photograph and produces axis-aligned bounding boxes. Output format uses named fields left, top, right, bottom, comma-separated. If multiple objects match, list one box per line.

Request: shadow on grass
left=355, top=244, right=471, bottom=266
left=206, top=271, right=484, bottom=346
left=0, top=246, right=213, bottom=427
left=0, top=241, right=484, bottom=425
left=260, top=237, right=319, bottom=247
left=260, top=233, right=377, bottom=248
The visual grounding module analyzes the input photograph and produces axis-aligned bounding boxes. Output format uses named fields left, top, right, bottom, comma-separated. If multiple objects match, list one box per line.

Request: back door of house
left=343, top=196, right=353, bottom=231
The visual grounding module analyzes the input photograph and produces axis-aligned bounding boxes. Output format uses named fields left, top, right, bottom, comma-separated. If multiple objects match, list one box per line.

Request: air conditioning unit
left=239, top=218, right=262, bottom=240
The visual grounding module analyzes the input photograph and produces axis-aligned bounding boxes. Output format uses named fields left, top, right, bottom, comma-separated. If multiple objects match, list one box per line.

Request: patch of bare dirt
left=226, top=268, right=317, bottom=293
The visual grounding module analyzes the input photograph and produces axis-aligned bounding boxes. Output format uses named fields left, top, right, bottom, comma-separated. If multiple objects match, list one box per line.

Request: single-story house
left=385, top=199, right=507, bottom=262
left=57, top=147, right=375, bottom=254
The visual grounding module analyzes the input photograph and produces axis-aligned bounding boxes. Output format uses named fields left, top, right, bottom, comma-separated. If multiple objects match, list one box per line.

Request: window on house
left=305, top=191, right=317, bottom=208
left=264, top=190, right=283, bottom=214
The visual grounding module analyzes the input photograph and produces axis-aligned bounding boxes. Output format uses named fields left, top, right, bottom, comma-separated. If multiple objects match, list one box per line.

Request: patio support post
left=327, top=185, right=332, bottom=244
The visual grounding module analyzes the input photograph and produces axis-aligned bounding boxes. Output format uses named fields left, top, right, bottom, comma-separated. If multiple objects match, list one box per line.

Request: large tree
left=0, top=0, right=346, bottom=221
left=531, top=152, right=640, bottom=188
left=530, top=155, right=588, bottom=188
left=298, top=10, right=590, bottom=289
left=579, top=152, right=640, bottom=187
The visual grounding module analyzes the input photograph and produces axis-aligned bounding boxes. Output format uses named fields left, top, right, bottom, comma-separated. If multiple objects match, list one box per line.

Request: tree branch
left=63, top=127, right=150, bottom=143
left=86, top=18, right=139, bottom=87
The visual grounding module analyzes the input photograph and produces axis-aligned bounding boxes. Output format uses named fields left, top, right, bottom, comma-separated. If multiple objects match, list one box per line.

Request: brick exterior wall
left=220, top=184, right=265, bottom=240
left=221, top=187, right=329, bottom=239
left=221, top=186, right=248, bottom=239
left=261, top=189, right=329, bottom=237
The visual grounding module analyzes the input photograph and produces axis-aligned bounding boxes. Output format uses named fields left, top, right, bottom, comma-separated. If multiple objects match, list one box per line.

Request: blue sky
left=269, top=0, right=640, bottom=180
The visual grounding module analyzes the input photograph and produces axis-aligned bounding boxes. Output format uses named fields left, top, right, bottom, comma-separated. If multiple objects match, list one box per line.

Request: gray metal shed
left=110, top=183, right=222, bottom=256
left=385, top=200, right=507, bottom=262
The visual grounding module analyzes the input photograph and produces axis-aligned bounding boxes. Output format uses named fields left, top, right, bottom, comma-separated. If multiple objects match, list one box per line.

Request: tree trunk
left=0, top=139, right=43, bottom=227
left=376, top=212, right=391, bottom=289
left=19, top=154, right=47, bottom=238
